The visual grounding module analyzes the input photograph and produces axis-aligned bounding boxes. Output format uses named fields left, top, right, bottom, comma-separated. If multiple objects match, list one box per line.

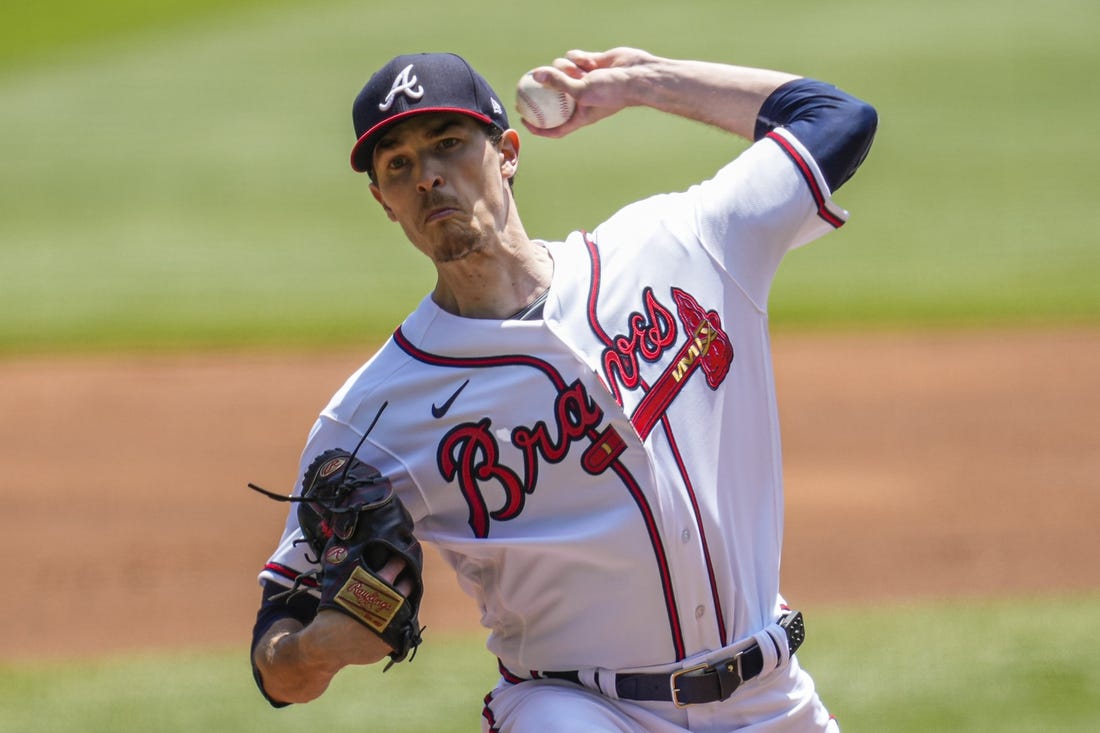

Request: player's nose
left=415, top=159, right=445, bottom=192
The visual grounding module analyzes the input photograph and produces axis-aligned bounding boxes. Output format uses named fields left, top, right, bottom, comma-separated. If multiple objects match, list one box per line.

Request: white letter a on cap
left=379, top=64, right=425, bottom=111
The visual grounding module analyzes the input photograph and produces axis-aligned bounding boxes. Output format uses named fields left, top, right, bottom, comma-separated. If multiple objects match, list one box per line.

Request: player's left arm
left=252, top=603, right=398, bottom=705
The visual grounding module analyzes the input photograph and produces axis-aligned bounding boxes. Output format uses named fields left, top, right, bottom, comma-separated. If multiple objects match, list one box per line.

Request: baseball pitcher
left=248, top=47, right=876, bottom=732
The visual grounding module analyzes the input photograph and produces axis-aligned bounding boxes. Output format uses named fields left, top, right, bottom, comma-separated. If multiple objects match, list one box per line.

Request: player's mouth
left=421, top=194, right=464, bottom=225
left=424, top=206, right=460, bottom=224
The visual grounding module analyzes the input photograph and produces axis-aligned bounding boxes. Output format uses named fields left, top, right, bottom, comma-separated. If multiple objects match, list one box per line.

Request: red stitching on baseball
left=518, top=89, right=546, bottom=128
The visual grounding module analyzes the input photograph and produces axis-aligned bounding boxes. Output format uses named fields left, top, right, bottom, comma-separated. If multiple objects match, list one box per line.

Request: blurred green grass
left=0, top=0, right=301, bottom=70
left=1, top=0, right=1097, bottom=355
left=3, top=594, right=1098, bottom=733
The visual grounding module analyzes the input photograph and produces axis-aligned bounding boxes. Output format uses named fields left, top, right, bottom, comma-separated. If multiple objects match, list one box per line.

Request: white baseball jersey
left=261, top=127, right=847, bottom=728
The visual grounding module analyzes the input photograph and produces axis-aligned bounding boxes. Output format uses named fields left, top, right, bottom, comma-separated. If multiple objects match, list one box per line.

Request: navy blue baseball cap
left=350, top=52, right=510, bottom=173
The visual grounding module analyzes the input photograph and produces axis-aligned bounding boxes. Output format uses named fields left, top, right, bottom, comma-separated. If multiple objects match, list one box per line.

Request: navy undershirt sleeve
left=249, top=580, right=320, bottom=708
left=754, top=78, right=878, bottom=192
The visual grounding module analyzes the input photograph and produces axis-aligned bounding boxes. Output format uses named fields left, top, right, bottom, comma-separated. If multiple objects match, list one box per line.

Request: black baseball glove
left=294, top=448, right=424, bottom=667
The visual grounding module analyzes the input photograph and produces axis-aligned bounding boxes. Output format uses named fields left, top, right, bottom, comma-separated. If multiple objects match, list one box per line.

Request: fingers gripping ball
left=298, top=449, right=424, bottom=667
left=515, top=72, right=576, bottom=129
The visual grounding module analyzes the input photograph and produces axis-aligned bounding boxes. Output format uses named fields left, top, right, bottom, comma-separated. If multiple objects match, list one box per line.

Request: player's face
left=368, top=113, right=518, bottom=264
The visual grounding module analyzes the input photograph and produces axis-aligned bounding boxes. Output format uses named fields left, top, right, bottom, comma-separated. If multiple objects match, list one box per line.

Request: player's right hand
left=523, top=47, right=659, bottom=138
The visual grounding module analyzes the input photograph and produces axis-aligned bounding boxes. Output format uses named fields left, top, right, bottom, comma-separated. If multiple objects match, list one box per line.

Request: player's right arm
left=526, top=47, right=876, bottom=190
left=521, top=48, right=799, bottom=141
left=551, top=48, right=876, bottom=307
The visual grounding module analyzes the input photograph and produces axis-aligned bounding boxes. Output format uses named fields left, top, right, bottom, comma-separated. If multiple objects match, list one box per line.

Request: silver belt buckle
left=669, top=663, right=709, bottom=709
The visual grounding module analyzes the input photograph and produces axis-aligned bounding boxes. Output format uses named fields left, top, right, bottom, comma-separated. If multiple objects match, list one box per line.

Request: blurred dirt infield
left=1, top=329, right=1097, bottom=661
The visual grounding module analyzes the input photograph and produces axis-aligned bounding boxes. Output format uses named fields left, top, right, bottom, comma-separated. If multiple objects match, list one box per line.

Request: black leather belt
left=544, top=611, right=805, bottom=708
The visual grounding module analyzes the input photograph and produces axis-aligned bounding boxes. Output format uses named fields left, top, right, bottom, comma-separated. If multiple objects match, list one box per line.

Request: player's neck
left=430, top=236, right=553, bottom=320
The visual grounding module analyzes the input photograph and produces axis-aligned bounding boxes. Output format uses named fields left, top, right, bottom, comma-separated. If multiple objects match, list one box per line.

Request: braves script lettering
left=437, top=418, right=525, bottom=538
left=603, top=287, right=733, bottom=440
left=511, top=380, right=603, bottom=487
left=438, top=380, right=608, bottom=538
left=601, top=287, right=677, bottom=403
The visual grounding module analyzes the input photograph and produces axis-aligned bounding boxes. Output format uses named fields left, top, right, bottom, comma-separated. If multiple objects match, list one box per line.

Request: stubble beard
left=430, top=220, right=485, bottom=263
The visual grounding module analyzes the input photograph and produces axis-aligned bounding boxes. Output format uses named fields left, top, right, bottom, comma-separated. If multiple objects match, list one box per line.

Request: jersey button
left=681, top=529, right=691, bottom=543
left=695, top=605, right=705, bottom=618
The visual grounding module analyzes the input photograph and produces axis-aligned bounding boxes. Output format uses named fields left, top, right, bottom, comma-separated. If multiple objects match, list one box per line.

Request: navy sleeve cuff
left=249, top=580, right=321, bottom=708
left=755, top=78, right=878, bottom=192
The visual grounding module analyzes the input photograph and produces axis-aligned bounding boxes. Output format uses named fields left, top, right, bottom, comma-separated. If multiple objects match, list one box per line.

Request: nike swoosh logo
left=431, top=379, right=470, bottom=419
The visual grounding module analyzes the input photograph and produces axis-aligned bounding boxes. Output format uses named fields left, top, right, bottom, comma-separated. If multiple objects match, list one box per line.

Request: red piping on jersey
left=766, top=130, right=845, bottom=228
left=657, top=411, right=729, bottom=645
left=392, top=327, right=686, bottom=661
left=497, top=658, right=528, bottom=684
left=584, top=233, right=622, bottom=407
left=393, top=332, right=568, bottom=390
left=582, top=232, right=729, bottom=649
left=482, top=691, right=500, bottom=732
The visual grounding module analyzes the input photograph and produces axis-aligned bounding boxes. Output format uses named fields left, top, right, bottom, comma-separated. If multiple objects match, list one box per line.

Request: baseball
left=515, top=72, right=576, bottom=129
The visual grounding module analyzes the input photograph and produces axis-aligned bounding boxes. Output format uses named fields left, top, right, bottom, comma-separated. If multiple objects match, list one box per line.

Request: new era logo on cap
left=350, top=53, right=509, bottom=173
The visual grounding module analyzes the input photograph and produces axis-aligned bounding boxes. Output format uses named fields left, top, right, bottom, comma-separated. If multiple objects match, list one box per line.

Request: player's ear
left=369, top=183, right=399, bottom=222
left=500, top=129, right=520, bottom=180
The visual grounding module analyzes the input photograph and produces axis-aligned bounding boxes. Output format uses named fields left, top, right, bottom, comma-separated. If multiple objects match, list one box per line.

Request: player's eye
left=385, top=155, right=409, bottom=172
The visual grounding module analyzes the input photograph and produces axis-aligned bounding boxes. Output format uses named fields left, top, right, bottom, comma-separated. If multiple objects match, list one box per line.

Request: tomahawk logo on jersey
left=599, top=284, right=733, bottom=440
